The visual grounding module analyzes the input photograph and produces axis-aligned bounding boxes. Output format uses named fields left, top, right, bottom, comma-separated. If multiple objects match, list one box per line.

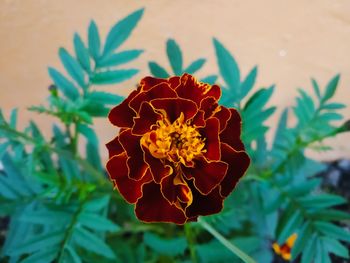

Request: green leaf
left=166, top=39, right=183, bottom=75
left=84, top=195, right=109, bottom=212
left=48, top=67, right=79, bottom=100
left=322, top=74, right=340, bottom=103
left=185, top=58, right=206, bottom=74
left=148, top=62, right=170, bottom=78
left=322, top=237, right=349, bottom=259
left=8, top=231, right=64, bottom=256
left=74, top=227, right=116, bottom=259
left=87, top=91, right=124, bottom=105
left=239, top=66, right=257, bottom=100
left=103, top=8, right=144, bottom=56
left=79, top=213, right=120, bottom=232
left=314, top=221, right=350, bottom=242
left=74, top=33, right=91, bottom=73
left=285, top=178, right=321, bottom=197
left=309, top=209, right=350, bottom=221
left=201, top=75, right=218, bottom=85
left=65, top=245, right=82, bottom=263
left=59, top=47, right=86, bottom=88
left=77, top=124, right=101, bottom=170
left=213, top=38, right=240, bottom=97
left=88, top=20, right=101, bottom=60
left=81, top=102, right=110, bottom=117
left=144, top=232, right=187, bottom=256
left=301, top=234, right=316, bottom=263
left=273, top=109, right=288, bottom=148
left=311, top=78, right=321, bottom=99
left=277, top=210, right=303, bottom=244
left=21, top=248, right=58, bottom=263
left=91, top=69, right=138, bottom=84
left=97, top=49, right=143, bottom=68
left=298, top=194, right=346, bottom=209
left=9, top=108, right=18, bottom=129
left=321, top=102, right=346, bottom=110
left=292, top=221, right=312, bottom=259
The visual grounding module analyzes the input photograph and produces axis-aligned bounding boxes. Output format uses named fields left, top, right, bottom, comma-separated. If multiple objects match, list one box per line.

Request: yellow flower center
left=141, top=112, right=206, bottom=166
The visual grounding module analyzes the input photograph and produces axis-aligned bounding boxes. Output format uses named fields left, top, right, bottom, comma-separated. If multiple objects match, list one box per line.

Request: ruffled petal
left=108, top=89, right=139, bottom=128
left=106, top=135, right=124, bottom=158
left=142, top=146, right=173, bottom=183
left=185, top=183, right=223, bottom=218
left=176, top=74, right=221, bottom=106
left=213, top=106, right=231, bottom=132
left=219, top=108, right=245, bottom=151
left=106, top=153, right=152, bottom=203
left=129, top=83, right=177, bottom=113
left=220, top=143, right=250, bottom=197
left=199, top=97, right=218, bottom=119
left=140, top=76, right=167, bottom=91
left=192, top=110, right=206, bottom=127
left=118, top=129, right=149, bottom=180
left=151, top=98, right=198, bottom=123
left=183, top=157, right=228, bottom=195
left=160, top=171, right=192, bottom=206
left=135, top=182, right=188, bottom=224
left=132, top=102, right=162, bottom=135
left=200, top=117, right=220, bottom=161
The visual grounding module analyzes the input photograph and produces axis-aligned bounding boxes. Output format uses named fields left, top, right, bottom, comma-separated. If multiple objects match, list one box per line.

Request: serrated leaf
left=59, top=47, right=86, bottom=88
left=314, top=222, right=350, bottom=242
left=322, top=74, right=340, bottom=103
left=166, top=39, right=183, bottom=75
left=88, top=20, right=100, bottom=60
left=48, top=68, right=79, bottom=100
left=103, top=8, right=144, bottom=56
left=74, top=33, right=91, bottom=73
left=74, top=227, right=116, bottom=259
left=87, top=91, right=124, bottom=105
left=213, top=38, right=240, bottom=98
left=144, top=233, right=187, bottom=256
left=81, top=102, right=110, bottom=117
left=185, top=58, right=206, bottom=74
left=79, top=213, right=120, bottom=232
left=298, top=194, right=346, bottom=209
left=201, top=75, right=218, bottom=85
left=91, top=69, right=138, bottom=84
left=322, top=237, right=349, bottom=259
left=148, top=62, right=170, bottom=78
left=243, top=86, right=274, bottom=115
left=239, top=66, right=257, bottom=100
left=8, top=231, right=64, bottom=256
left=97, top=49, right=143, bottom=68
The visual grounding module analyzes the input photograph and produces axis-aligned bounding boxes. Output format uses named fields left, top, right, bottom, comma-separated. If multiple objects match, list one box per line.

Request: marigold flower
left=106, top=73, right=250, bottom=224
left=272, top=233, right=298, bottom=261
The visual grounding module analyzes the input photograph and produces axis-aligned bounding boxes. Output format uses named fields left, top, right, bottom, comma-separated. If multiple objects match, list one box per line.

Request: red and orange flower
left=106, top=73, right=250, bottom=224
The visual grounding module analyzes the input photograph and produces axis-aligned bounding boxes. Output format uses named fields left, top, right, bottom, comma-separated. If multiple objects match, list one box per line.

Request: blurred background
left=1, top=0, right=349, bottom=161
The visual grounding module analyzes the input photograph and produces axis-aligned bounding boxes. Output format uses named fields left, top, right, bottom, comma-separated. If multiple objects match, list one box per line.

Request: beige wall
left=1, top=0, right=349, bottom=161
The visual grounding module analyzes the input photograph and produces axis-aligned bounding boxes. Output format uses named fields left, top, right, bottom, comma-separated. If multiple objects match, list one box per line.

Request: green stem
left=184, top=223, right=198, bottom=263
left=198, top=218, right=256, bottom=263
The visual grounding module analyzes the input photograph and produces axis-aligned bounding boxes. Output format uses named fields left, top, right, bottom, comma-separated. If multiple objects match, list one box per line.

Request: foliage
left=1, top=7, right=350, bottom=263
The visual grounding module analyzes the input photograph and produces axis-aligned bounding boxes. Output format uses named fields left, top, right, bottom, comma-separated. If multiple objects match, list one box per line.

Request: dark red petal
left=135, top=182, right=188, bottom=224
left=183, top=157, right=228, bottom=195
left=220, top=108, right=245, bottom=151
left=200, top=117, right=220, bottom=161
left=151, top=98, right=198, bottom=123
left=220, top=143, right=250, bottom=197
left=199, top=96, right=218, bottom=119
left=132, top=102, right=162, bottom=135
left=118, top=129, right=149, bottom=180
left=213, top=106, right=231, bottom=132
left=106, top=153, right=152, bottom=203
left=160, top=172, right=192, bottom=205
left=192, top=110, right=206, bottom=127
left=129, top=83, right=177, bottom=113
left=185, top=184, right=223, bottom=217
left=142, top=146, right=173, bottom=183
left=168, top=76, right=181, bottom=89
left=175, top=74, right=221, bottom=106
left=108, top=89, right=139, bottom=128
left=106, top=135, right=123, bottom=158
left=140, top=76, right=167, bottom=91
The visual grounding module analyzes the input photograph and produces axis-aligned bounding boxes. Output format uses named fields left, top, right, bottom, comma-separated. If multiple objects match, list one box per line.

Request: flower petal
left=199, top=96, right=218, bottom=119
left=213, top=106, right=231, bottom=132
left=219, top=143, right=250, bottom=197
left=183, top=157, right=228, bottom=195
left=106, top=135, right=124, bottom=158
left=132, top=102, right=162, bottom=135
left=108, top=89, right=139, bottom=128
left=135, top=182, right=188, bottom=224
left=151, top=98, right=198, bottom=123
left=118, top=129, right=149, bottom=180
left=129, top=83, right=177, bottom=113
left=140, top=76, right=167, bottom=91
left=219, top=108, right=245, bottom=151
left=176, top=74, right=221, bottom=105
left=160, top=171, right=192, bottom=206
left=200, top=117, right=220, bottom=161
left=192, top=110, right=206, bottom=127
left=142, top=146, right=173, bottom=183
left=185, top=184, right=223, bottom=218
left=106, top=153, right=152, bottom=203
